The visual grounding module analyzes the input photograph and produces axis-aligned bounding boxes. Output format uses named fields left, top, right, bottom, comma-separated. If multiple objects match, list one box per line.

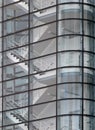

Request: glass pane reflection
left=4, top=0, right=20, bottom=5
left=4, top=15, right=28, bottom=35
left=3, top=92, right=28, bottom=111
left=30, top=102, right=56, bottom=120
left=58, top=20, right=82, bottom=35
left=58, top=4, right=82, bottom=19
left=57, top=116, right=82, bottom=130
left=3, top=123, right=28, bottom=130
left=58, top=36, right=82, bottom=51
left=58, top=84, right=82, bottom=99
left=3, top=76, right=28, bottom=96
left=0, top=112, right=2, bottom=126
left=4, top=3, right=28, bottom=21
left=58, top=100, right=82, bottom=115
left=4, top=31, right=28, bottom=51
left=29, top=118, right=56, bottom=130
left=84, top=116, right=95, bottom=130
left=84, top=84, right=95, bottom=100
left=58, top=68, right=82, bottom=83
left=3, top=107, right=28, bottom=126
left=30, top=86, right=56, bottom=105
left=84, top=100, right=95, bottom=116
left=3, top=63, right=28, bottom=80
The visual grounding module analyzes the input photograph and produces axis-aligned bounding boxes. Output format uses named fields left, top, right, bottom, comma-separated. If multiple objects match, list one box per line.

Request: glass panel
left=3, top=64, right=28, bottom=80
left=31, top=68, right=56, bottom=85
left=84, top=53, right=95, bottom=68
left=57, top=116, right=82, bottom=130
left=58, top=20, right=82, bottom=35
left=30, top=54, right=56, bottom=74
left=4, top=0, right=20, bottom=5
left=4, top=15, right=28, bottom=35
left=0, top=98, right=2, bottom=111
left=4, top=31, right=28, bottom=50
left=58, top=0, right=80, bottom=3
left=58, top=36, right=82, bottom=51
left=58, top=52, right=82, bottom=67
left=30, top=70, right=56, bottom=89
left=0, top=68, right=2, bottom=82
left=31, top=0, right=56, bottom=11
left=58, top=4, right=82, bottom=19
left=84, top=68, right=94, bottom=84
left=0, top=0, right=2, bottom=7
left=84, top=5, right=95, bottom=21
left=58, top=68, right=82, bottom=83
left=0, top=38, right=2, bottom=51
left=0, top=82, right=2, bottom=97
left=4, top=31, right=28, bottom=51
left=84, top=0, right=95, bottom=4
left=3, top=92, right=28, bottom=111
left=30, top=38, right=56, bottom=58
left=84, top=20, right=95, bottom=37
left=3, top=46, right=28, bottom=66
left=0, top=25, right=2, bottom=38
left=30, top=102, right=56, bottom=120
left=84, top=116, right=95, bottom=130
left=30, top=86, right=56, bottom=105
left=30, top=75, right=47, bottom=90
left=3, top=76, right=28, bottom=96
left=0, top=112, right=2, bottom=126
left=58, top=84, right=82, bottom=99
left=84, top=100, right=95, bottom=116
left=3, top=107, right=28, bottom=125
left=3, top=123, right=28, bottom=130
left=4, top=2, right=28, bottom=21
left=84, top=84, right=95, bottom=100
left=30, top=7, right=56, bottom=27
left=29, top=118, right=56, bottom=130
left=31, top=22, right=56, bottom=43
left=58, top=100, right=82, bottom=115
left=0, top=52, right=2, bottom=67
left=0, top=7, right=2, bottom=21
left=84, top=37, right=95, bottom=52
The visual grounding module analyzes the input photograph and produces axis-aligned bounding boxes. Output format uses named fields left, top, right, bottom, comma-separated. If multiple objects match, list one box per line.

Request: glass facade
left=0, top=0, right=95, bottom=130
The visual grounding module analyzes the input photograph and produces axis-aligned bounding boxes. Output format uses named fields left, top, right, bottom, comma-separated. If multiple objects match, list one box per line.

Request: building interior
left=0, top=0, right=95, bottom=130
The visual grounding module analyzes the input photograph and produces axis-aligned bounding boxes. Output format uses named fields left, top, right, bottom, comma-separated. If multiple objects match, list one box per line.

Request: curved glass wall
left=0, top=0, right=95, bottom=130
left=57, top=1, right=95, bottom=130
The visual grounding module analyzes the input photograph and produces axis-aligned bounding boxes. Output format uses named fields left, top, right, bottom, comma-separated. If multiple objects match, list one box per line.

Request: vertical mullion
left=28, top=0, right=34, bottom=129
left=2, top=0, right=4, bottom=129
left=28, top=0, right=30, bottom=129
left=82, top=0, right=84, bottom=130
left=56, top=0, right=58, bottom=130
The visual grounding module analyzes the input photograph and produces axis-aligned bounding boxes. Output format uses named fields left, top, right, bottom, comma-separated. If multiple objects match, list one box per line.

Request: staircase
left=6, top=99, right=55, bottom=130
left=5, top=2, right=56, bottom=129
left=6, top=38, right=55, bottom=106
left=7, top=50, right=56, bottom=84
left=6, top=101, right=28, bottom=130
left=6, top=100, right=39, bottom=130
left=7, top=29, right=56, bottom=83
